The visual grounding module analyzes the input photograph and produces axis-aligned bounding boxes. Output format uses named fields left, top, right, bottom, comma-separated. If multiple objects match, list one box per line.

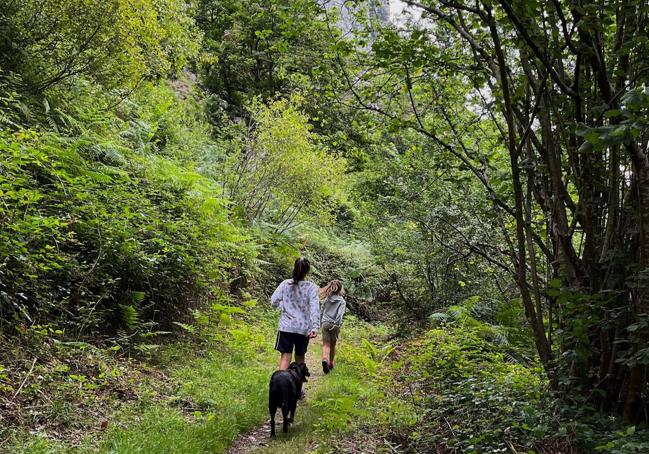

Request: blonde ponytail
left=319, top=279, right=344, bottom=299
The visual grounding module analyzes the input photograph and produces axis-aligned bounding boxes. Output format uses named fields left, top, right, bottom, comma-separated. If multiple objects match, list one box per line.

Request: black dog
left=268, top=362, right=310, bottom=437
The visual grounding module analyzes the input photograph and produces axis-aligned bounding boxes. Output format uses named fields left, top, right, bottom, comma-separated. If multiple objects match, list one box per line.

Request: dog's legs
left=281, top=404, right=289, bottom=433
left=269, top=404, right=277, bottom=438
left=288, top=396, right=297, bottom=423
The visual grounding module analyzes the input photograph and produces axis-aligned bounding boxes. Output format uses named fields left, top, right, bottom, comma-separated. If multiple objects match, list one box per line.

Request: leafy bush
left=0, top=0, right=200, bottom=93
left=390, top=324, right=649, bottom=453
left=222, top=97, right=346, bottom=232
left=0, top=129, right=255, bottom=335
left=399, top=328, right=569, bottom=453
left=430, top=296, right=533, bottom=353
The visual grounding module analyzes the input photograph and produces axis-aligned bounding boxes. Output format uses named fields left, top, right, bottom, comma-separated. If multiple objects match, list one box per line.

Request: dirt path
left=225, top=354, right=324, bottom=454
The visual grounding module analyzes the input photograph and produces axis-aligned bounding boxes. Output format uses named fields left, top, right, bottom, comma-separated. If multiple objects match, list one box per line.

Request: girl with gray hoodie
left=319, top=280, right=346, bottom=374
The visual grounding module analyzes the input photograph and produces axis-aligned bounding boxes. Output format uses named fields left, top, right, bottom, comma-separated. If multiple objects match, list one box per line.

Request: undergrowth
left=252, top=316, right=417, bottom=454
left=376, top=302, right=649, bottom=454
left=0, top=80, right=256, bottom=336
left=3, top=302, right=415, bottom=454
left=3, top=302, right=276, bottom=453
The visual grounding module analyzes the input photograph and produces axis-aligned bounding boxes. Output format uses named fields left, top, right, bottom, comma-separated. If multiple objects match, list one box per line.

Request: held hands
left=308, top=330, right=318, bottom=338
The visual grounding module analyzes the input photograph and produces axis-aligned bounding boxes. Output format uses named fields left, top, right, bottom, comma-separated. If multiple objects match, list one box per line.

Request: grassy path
left=8, top=311, right=413, bottom=454
left=236, top=321, right=416, bottom=454
left=225, top=348, right=325, bottom=454
left=99, top=316, right=401, bottom=454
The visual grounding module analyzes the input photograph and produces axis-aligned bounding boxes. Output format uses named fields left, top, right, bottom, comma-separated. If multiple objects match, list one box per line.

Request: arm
left=271, top=281, right=284, bottom=308
left=308, top=285, right=320, bottom=334
left=337, top=300, right=346, bottom=326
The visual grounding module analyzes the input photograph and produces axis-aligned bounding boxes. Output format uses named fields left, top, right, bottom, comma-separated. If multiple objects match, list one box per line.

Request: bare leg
left=279, top=352, right=292, bottom=370
left=329, top=340, right=337, bottom=366
left=322, top=341, right=331, bottom=361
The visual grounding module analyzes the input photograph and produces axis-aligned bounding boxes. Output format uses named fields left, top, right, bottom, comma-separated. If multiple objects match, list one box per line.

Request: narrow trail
left=225, top=353, right=324, bottom=454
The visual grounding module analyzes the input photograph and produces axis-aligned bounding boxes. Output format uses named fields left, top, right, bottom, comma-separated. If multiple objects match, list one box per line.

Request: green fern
left=134, top=344, right=161, bottom=355
left=131, top=291, right=146, bottom=304
left=429, top=312, right=451, bottom=325
left=120, top=305, right=139, bottom=330
left=172, top=322, right=197, bottom=334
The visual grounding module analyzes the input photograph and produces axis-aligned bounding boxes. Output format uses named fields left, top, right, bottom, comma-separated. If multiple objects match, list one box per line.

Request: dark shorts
left=275, top=331, right=309, bottom=355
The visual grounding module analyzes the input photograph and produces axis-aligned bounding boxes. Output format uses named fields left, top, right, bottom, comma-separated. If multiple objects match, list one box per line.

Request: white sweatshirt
left=271, top=279, right=320, bottom=335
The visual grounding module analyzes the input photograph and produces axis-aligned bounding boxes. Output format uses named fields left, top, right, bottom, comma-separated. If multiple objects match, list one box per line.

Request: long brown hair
left=319, top=279, right=344, bottom=299
left=291, top=257, right=310, bottom=284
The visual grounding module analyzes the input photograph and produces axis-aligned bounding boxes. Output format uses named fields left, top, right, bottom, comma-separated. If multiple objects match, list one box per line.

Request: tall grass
left=9, top=310, right=415, bottom=454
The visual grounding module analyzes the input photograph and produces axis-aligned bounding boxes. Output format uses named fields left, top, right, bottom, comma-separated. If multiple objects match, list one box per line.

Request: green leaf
left=604, top=109, right=621, bottom=118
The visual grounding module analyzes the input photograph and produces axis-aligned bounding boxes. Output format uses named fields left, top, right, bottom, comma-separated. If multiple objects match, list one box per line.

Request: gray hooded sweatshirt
left=321, top=294, right=346, bottom=327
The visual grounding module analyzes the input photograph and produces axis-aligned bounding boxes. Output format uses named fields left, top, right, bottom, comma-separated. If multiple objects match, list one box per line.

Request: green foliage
left=0, top=71, right=30, bottom=129
left=386, top=321, right=649, bottom=453
left=0, top=0, right=200, bottom=93
left=398, top=327, right=568, bottom=453
left=353, top=135, right=513, bottom=322
left=120, top=305, right=139, bottom=331
left=576, top=87, right=649, bottom=153
left=354, top=0, right=649, bottom=421
left=430, top=296, right=533, bottom=352
left=123, top=80, right=220, bottom=162
left=0, top=120, right=254, bottom=334
left=196, top=0, right=330, bottom=113
left=223, top=97, right=346, bottom=232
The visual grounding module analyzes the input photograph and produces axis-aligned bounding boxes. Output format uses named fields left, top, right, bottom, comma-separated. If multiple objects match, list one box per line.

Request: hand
left=308, top=330, right=318, bottom=338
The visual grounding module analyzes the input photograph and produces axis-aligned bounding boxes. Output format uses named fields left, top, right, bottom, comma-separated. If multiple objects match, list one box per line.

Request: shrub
left=400, top=328, right=568, bottom=452
left=0, top=129, right=255, bottom=335
left=0, top=0, right=200, bottom=93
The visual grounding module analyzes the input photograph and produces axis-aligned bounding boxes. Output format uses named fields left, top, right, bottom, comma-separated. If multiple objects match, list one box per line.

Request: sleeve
left=309, top=284, right=320, bottom=332
left=337, top=299, right=347, bottom=326
left=319, top=297, right=327, bottom=321
left=271, top=281, right=284, bottom=308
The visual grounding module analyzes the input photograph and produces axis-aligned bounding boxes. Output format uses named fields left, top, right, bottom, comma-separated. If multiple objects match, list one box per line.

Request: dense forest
left=1, top=0, right=649, bottom=452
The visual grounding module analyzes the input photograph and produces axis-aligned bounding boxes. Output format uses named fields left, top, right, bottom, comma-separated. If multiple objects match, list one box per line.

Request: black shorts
left=275, top=331, right=309, bottom=355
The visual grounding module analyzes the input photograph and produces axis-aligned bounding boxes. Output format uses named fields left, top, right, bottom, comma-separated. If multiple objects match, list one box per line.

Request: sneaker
left=322, top=359, right=330, bottom=374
